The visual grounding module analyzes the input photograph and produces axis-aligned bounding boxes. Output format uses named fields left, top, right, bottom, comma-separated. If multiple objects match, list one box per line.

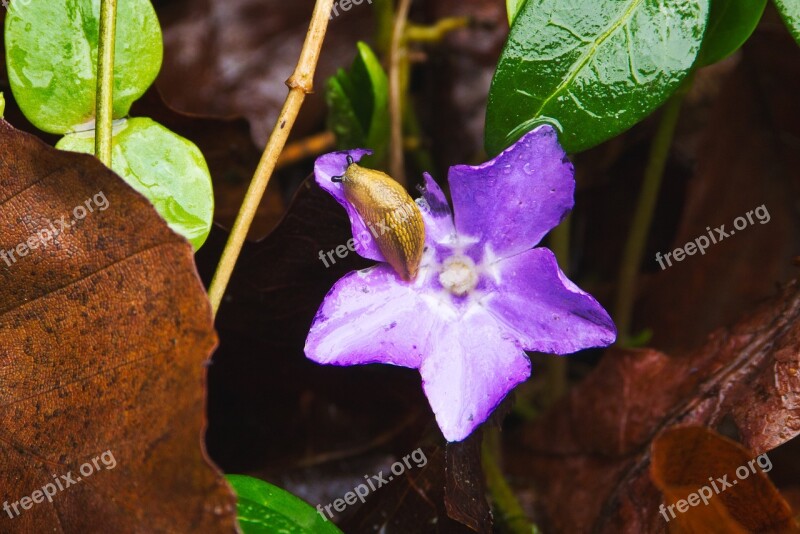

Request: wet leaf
left=326, top=41, right=389, bottom=169
left=697, top=0, right=767, bottom=65
left=506, top=0, right=524, bottom=24
left=775, top=0, right=800, bottom=45
left=0, top=120, right=235, bottom=532
left=650, top=427, right=798, bottom=533
left=57, top=117, right=214, bottom=249
left=5, top=0, right=162, bottom=134
left=485, top=0, right=708, bottom=154
left=128, top=89, right=283, bottom=239
left=226, top=475, right=344, bottom=534
left=509, top=278, right=800, bottom=533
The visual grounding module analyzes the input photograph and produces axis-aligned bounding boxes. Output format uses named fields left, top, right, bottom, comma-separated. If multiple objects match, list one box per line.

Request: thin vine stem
left=388, top=0, right=412, bottom=184
left=95, top=0, right=117, bottom=166
left=207, top=0, right=335, bottom=316
left=483, top=429, right=540, bottom=534
left=613, top=75, right=694, bottom=343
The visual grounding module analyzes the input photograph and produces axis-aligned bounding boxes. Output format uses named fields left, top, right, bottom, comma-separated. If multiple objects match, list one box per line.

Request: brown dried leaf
left=511, top=278, right=800, bottom=533
left=157, top=0, right=374, bottom=146
left=650, top=426, right=798, bottom=534
left=445, top=430, right=491, bottom=533
left=0, top=121, right=236, bottom=532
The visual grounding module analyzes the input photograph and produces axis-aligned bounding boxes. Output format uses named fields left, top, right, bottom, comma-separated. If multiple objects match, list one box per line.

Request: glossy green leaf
left=0, top=92, right=4, bottom=118
left=485, top=0, right=709, bottom=155
left=697, top=0, right=766, bottom=66
left=5, top=0, right=162, bottom=134
left=507, top=0, right=526, bottom=24
left=775, top=0, right=800, bottom=46
left=56, top=118, right=213, bottom=249
left=325, top=41, right=389, bottom=168
left=226, top=474, right=344, bottom=534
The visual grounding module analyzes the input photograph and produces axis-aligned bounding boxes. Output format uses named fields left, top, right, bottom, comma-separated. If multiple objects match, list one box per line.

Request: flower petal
left=305, top=265, right=433, bottom=368
left=314, top=149, right=385, bottom=262
left=417, top=172, right=456, bottom=247
left=484, top=247, right=616, bottom=354
left=419, top=306, right=531, bottom=442
left=449, top=125, right=574, bottom=258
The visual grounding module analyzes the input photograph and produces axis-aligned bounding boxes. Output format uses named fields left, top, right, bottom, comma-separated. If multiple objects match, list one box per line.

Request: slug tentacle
left=337, top=159, right=425, bottom=281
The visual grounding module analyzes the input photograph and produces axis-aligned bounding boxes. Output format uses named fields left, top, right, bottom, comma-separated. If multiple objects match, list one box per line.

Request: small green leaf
left=325, top=41, right=389, bottom=167
left=56, top=118, right=213, bottom=250
left=485, top=0, right=709, bottom=155
left=697, top=0, right=766, bottom=66
left=506, top=0, right=526, bottom=24
left=226, top=474, right=344, bottom=534
left=775, top=0, right=800, bottom=46
left=0, top=92, right=4, bottom=118
left=5, top=0, right=162, bottom=134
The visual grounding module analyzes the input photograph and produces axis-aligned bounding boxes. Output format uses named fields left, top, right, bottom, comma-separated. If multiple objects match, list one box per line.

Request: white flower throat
left=438, top=255, right=479, bottom=297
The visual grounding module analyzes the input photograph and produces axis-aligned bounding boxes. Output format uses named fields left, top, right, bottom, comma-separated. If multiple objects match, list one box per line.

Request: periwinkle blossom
left=305, top=125, right=616, bottom=442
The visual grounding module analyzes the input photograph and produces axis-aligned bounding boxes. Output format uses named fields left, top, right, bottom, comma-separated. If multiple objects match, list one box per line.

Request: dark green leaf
left=5, top=0, right=162, bottom=134
left=485, top=0, right=709, bottom=155
left=226, top=474, right=344, bottom=534
left=697, top=0, right=766, bottom=66
left=325, top=41, right=389, bottom=167
left=774, top=0, right=800, bottom=45
left=56, top=118, right=214, bottom=250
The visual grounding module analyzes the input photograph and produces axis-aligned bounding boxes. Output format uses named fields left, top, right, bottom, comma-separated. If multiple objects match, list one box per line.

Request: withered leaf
left=0, top=120, right=236, bottom=532
left=445, top=431, right=492, bottom=533
left=341, top=443, right=479, bottom=534
left=510, top=278, right=800, bottom=533
left=650, top=426, right=798, bottom=533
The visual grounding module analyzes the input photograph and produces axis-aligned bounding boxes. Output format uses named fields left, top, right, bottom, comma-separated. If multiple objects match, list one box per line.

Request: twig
left=613, top=75, right=693, bottom=343
left=207, top=0, right=336, bottom=316
left=95, top=0, right=117, bottom=166
left=388, top=0, right=412, bottom=184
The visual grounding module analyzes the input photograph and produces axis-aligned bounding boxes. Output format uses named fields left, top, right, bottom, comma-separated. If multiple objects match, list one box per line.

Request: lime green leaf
left=226, top=475, right=344, bottom=534
left=506, top=0, right=526, bottom=24
left=56, top=118, right=213, bottom=249
left=0, top=92, right=4, bottom=118
left=485, top=0, right=709, bottom=155
left=697, top=0, right=766, bottom=66
left=775, top=0, right=800, bottom=46
left=325, top=41, right=389, bottom=167
left=5, top=0, right=162, bottom=134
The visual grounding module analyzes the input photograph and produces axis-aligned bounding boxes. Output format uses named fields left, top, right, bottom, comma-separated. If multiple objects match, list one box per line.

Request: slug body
left=335, top=160, right=425, bottom=281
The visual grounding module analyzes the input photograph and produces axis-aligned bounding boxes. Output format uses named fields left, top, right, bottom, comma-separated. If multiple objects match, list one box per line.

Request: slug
left=332, top=156, right=425, bottom=281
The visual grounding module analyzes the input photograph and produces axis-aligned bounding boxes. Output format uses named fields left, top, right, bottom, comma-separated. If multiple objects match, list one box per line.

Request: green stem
left=613, top=76, right=693, bottom=343
left=483, top=430, right=539, bottom=534
left=95, top=0, right=117, bottom=166
left=405, top=17, right=470, bottom=43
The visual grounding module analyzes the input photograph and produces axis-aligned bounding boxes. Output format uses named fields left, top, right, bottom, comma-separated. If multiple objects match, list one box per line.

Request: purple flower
left=305, top=125, right=616, bottom=442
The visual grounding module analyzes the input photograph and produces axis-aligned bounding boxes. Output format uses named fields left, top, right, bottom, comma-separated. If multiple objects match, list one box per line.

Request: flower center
left=438, top=255, right=478, bottom=297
